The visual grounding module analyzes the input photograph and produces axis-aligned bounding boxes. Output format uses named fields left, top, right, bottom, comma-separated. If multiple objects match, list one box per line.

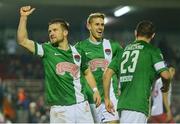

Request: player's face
left=87, top=17, right=104, bottom=41
left=48, top=23, right=65, bottom=45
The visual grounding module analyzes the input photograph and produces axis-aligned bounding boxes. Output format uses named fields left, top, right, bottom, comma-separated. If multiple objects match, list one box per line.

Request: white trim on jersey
left=103, top=39, right=113, bottom=92
left=102, top=39, right=119, bottom=122
left=103, top=39, right=115, bottom=96
left=154, top=61, right=166, bottom=71
left=36, top=43, right=44, bottom=57
left=70, top=45, right=84, bottom=103
left=103, top=39, right=112, bottom=63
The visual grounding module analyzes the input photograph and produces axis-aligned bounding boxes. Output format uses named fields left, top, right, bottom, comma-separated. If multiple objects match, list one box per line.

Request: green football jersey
left=34, top=42, right=88, bottom=106
left=108, top=49, right=123, bottom=77
left=76, top=38, right=123, bottom=103
left=111, top=40, right=168, bottom=116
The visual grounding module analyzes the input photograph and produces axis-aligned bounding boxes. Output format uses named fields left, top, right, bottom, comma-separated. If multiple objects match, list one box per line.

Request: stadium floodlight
left=104, top=17, right=109, bottom=24
left=104, top=17, right=115, bottom=25
left=114, top=6, right=131, bottom=17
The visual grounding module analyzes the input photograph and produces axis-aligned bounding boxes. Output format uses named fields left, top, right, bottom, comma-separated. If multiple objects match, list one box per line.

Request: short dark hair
left=48, top=18, right=69, bottom=31
left=87, top=12, right=105, bottom=24
left=136, top=20, right=155, bottom=38
left=166, top=63, right=174, bottom=68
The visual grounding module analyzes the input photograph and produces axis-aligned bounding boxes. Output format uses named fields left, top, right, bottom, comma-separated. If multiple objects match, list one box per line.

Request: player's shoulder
left=104, top=38, right=122, bottom=49
left=74, top=44, right=85, bottom=55
left=41, top=41, right=52, bottom=48
left=147, top=43, right=161, bottom=53
left=105, top=38, right=118, bottom=44
left=75, top=39, right=89, bottom=48
left=135, top=41, right=160, bottom=53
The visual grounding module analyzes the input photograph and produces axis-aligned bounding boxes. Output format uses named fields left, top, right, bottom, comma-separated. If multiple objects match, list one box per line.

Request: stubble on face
left=48, top=23, right=64, bottom=46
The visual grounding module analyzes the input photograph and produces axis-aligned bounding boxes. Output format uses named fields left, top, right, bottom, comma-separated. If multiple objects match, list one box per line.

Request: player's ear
left=134, top=30, right=137, bottom=37
left=63, top=30, right=68, bottom=36
left=86, top=22, right=91, bottom=30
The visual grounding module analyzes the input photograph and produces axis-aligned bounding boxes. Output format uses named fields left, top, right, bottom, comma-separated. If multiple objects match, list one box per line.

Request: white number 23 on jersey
left=121, top=50, right=140, bottom=74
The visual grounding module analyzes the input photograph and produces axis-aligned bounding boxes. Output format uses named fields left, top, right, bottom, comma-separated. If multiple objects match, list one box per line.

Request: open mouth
left=97, top=31, right=102, bottom=35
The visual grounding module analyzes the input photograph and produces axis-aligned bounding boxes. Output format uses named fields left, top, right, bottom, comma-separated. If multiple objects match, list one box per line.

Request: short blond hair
left=87, top=12, right=105, bottom=24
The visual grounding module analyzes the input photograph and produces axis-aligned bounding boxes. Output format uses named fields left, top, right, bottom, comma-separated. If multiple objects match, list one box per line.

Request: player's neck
left=136, top=36, right=151, bottom=43
left=58, top=39, right=69, bottom=51
left=89, top=36, right=102, bottom=42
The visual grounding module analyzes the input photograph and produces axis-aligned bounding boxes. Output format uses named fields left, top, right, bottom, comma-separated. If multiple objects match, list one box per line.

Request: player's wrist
left=92, top=87, right=98, bottom=93
left=20, top=16, right=28, bottom=20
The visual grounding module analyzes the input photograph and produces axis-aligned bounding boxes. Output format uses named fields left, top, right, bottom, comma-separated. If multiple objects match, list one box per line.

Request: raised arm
left=17, top=6, right=36, bottom=53
left=84, top=67, right=101, bottom=107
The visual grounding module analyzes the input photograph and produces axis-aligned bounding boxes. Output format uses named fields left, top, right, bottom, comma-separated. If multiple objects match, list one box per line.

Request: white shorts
left=120, top=110, right=147, bottom=123
left=89, top=104, right=99, bottom=123
left=90, top=96, right=119, bottom=123
left=50, top=101, right=93, bottom=123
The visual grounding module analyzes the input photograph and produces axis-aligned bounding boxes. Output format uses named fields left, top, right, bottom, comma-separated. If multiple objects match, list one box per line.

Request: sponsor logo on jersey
left=89, top=59, right=109, bottom=71
left=105, top=49, right=111, bottom=55
left=120, top=75, right=133, bottom=82
left=74, top=54, right=80, bottom=62
left=56, top=62, right=79, bottom=78
left=85, top=52, right=92, bottom=55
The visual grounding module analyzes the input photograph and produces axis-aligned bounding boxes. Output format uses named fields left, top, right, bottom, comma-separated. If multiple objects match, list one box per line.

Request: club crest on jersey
left=105, top=49, right=111, bottom=55
left=74, top=54, right=80, bottom=62
left=56, top=62, right=80, bottom=78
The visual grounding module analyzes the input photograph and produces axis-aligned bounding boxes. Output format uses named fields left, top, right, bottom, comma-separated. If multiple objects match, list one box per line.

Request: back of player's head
left=48, top=18, right=69, bottom=31
left=136, top=20, right=155, bottom=39
left=87, top=12, right=105, bottom=24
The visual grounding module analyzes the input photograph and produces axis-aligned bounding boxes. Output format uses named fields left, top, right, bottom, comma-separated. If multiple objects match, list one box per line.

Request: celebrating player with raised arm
left=17, top=6, right=101, bottom=123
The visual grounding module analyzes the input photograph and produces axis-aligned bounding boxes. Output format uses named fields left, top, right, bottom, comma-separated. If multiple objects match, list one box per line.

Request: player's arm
left=103, top=68, right=115, bottom=113
left=84, top=67, right=101, bottom=107
left=17, top=6, right=36, bottom=53
left=162, top=66, right=175, bottom=122
left=162, top=91, right=173, bottom=122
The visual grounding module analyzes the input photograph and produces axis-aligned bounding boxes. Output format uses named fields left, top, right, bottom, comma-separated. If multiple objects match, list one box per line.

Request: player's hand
left=93, top=90, right=101, bottom=107
left=104, top=98, right=115, bottom=114
left=20, top=6, right=35, bottom=17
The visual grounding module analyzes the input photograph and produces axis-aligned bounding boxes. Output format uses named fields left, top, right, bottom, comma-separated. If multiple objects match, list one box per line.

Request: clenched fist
left=20, top=6, right=35, bottom=16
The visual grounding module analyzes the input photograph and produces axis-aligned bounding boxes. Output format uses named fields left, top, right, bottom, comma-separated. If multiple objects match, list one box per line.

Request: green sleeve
left=152, top=48, right=168, bottom=73
left=108, top=50, right=121, bottom=76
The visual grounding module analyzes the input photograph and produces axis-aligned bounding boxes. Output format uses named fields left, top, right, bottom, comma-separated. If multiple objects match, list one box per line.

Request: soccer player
left=148, top=65, right=175, bottom=123
left=17, top=6, right=101, bottom=123
left=103, top=20, right=171, bottom=123
left=75, top=12, right=123, bottom=123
